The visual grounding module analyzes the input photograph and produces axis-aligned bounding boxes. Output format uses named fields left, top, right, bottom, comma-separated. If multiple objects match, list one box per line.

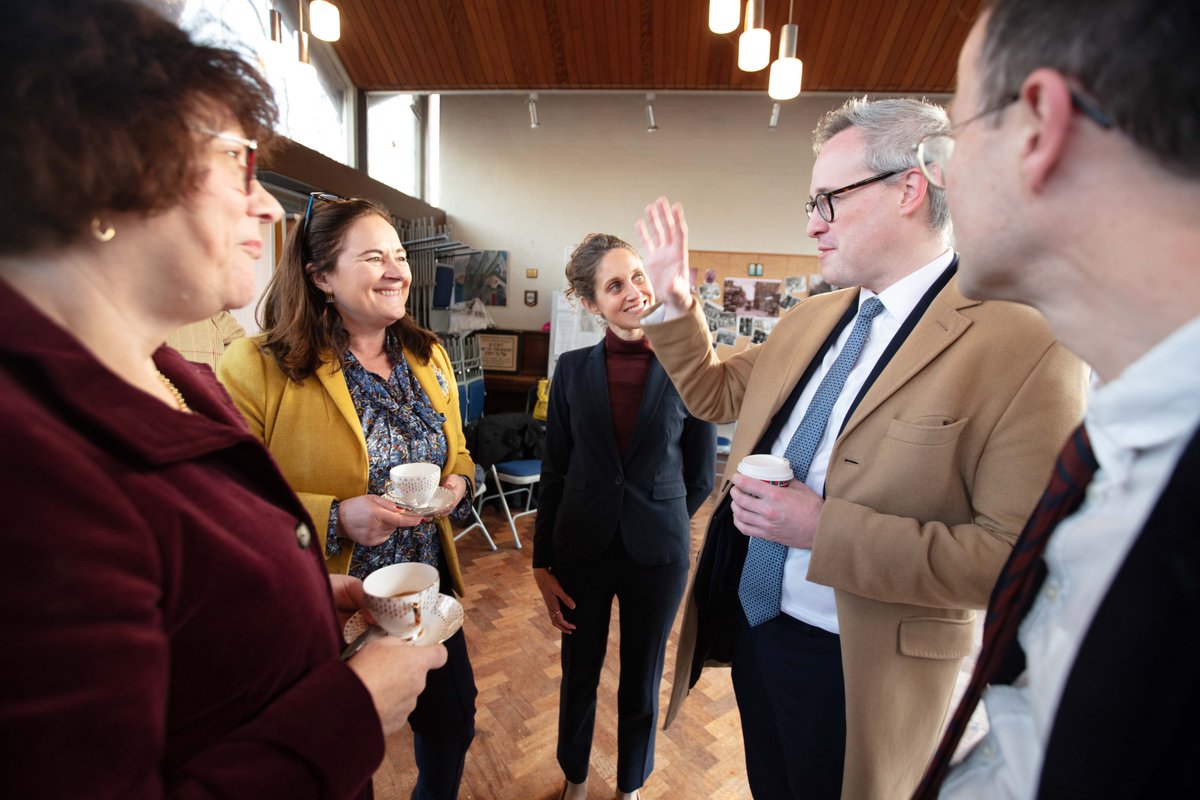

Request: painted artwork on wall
left=453, top=250, right=509, bottom=306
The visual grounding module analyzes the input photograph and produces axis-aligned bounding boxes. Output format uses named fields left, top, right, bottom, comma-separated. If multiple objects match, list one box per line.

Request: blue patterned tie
left=738, top=297, right=885, bottom=626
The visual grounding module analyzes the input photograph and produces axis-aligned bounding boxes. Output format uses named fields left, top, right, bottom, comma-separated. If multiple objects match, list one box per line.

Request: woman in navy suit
left=534, top=234, right=716, bottom=800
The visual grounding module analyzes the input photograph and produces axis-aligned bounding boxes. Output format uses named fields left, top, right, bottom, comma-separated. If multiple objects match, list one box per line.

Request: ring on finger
left=551, top=610, right=562, bottom=618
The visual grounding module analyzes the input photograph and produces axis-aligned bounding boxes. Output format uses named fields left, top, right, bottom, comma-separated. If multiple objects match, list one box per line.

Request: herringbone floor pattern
left=373, top=495, right=752, bottom=799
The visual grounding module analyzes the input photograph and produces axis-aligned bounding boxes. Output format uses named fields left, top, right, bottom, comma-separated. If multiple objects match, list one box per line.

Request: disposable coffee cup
left=362, top=562, right=440, bottom=640
left=737, top=454, right=794, bottom=486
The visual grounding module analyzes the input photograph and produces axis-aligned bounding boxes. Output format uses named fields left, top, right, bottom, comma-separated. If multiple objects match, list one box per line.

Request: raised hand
left=636, top=197, right=693, bottom=318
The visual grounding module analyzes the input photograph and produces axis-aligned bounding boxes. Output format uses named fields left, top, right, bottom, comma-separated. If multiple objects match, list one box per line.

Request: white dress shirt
left=942, top=314, right=1200, bottom=798
left=774, top=250, right=955, bottom=633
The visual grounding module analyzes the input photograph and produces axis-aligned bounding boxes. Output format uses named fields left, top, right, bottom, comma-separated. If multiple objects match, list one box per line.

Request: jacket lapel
left=585, top=339, right=623, bottom=464
left=406, top=348, right=452, bottom=417
left=623, top=359, right=668, bottom=465
left=736, top=290, right=858, bottom=461
left=837, top=276, right=977, bottom=441
left=315, top=357, right=370, bottom=452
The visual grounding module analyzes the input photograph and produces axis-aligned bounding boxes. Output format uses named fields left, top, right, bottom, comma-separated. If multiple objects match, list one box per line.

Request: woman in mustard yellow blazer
left=220, top=196, right=475, bottom=800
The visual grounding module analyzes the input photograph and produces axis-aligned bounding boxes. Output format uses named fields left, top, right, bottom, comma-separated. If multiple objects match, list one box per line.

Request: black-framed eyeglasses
left=196, top=127, right=257, bottom=193
left=805, top=170, right=901, bottom=223
left=916, top=89, right=1113, bottom=189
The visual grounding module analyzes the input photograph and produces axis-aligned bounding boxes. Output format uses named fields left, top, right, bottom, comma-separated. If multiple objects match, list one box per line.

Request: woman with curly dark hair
left=0, top=2, right=444, bottom=796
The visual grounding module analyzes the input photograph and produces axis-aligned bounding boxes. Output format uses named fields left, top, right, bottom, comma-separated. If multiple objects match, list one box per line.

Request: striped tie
left=913, top=424, right=1098, bottom=797
left=738, top=297, right=884, bottom=627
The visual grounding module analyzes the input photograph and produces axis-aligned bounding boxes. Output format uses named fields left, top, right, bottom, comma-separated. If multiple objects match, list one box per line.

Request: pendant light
left=768, top=0, right=802, bottom=100
left=738, top=0, right=770, bottom=73
left=709, top=0, right=741, bottom=34
left=308, top=0, right=341, bottom=43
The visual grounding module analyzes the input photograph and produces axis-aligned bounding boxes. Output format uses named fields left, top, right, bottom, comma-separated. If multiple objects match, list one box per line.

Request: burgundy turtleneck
left=604, top=326, right=654, bottom=458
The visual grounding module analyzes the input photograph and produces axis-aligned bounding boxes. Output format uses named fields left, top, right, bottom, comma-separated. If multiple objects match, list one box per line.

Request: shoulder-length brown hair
left=257, top=198, right=438, bottom=382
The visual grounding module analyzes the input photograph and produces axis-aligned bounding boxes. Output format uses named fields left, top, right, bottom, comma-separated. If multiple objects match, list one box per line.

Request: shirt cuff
left=325, top=500, right=343, bottom=557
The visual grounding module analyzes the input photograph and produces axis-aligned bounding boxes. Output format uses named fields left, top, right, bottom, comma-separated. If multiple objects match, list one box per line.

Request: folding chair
left=482, top=460, right=541, bottom=549
left=453, top=465, right=497, bottom=551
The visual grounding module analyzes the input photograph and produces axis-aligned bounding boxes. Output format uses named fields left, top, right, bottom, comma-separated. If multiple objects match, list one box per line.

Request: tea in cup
left=362, top=562, right=440, bottom=641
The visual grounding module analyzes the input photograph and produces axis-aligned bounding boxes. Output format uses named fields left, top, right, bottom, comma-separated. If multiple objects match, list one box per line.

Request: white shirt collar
left=858, top=248, right=955, bottom=322
left=1087, top=314, right=1200, bottom=457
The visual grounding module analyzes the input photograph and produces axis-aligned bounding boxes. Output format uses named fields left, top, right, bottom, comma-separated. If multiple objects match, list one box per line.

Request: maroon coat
left=0, top=288, right=384, bottom=798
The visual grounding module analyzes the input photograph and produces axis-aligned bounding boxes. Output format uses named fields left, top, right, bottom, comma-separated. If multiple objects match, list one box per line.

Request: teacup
left=387, top=462, right=441, bottom=507
left=737, top=454, right=794, bottom=486
left=362, top=562, right=440, bottom=641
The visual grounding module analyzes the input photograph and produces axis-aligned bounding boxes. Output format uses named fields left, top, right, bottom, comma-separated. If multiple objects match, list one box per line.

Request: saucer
left=384, top=485, right=457, bottom=517
left=343, top=593, right=464, bottom=647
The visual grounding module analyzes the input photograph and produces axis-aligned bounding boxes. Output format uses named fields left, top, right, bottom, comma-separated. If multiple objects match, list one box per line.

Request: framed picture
left=478, top=331, right=522, bottom=373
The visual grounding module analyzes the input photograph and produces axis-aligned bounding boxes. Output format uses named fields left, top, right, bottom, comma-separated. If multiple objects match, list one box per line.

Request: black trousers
left=555, top=534, right=689, bottom=793
left=405, top=569, right=478, bottom=800
left=731, top=607, right=847, bottom=800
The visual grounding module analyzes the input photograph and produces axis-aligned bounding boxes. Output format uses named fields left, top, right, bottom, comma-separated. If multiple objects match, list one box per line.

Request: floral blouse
left=326, top=350, right=470, bottom=579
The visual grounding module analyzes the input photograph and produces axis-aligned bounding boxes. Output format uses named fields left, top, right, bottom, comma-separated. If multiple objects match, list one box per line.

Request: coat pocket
left=885, top=416, right=970, bottom=447
left=898, top=615, right=975, bottom=660
left=652, top=480, right=687, bottom=500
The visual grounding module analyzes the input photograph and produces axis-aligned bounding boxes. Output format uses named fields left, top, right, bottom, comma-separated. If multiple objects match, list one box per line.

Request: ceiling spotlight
left=769, top=102, right=780, bottom=130
left=528, top=92, right=540, bottom=128
left=645, top=93, right=658, bottom=133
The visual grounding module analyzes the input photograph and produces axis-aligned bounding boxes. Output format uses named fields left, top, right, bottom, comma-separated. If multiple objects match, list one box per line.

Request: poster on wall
left=723, top=278, right=783, bottom=318
left=452, top=250, right=509, bottom=306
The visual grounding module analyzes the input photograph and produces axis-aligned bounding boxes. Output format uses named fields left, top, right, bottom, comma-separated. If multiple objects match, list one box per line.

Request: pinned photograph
left=785, top=275, right=808, bottom=295
left=723, top=278, right=783, bottom=318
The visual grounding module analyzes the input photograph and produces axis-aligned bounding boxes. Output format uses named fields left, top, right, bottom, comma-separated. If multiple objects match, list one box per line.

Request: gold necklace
left=156, top=369, right=192, bottom=413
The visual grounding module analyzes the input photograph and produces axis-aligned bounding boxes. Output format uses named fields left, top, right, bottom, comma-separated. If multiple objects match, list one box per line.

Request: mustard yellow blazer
left=218, top=336, right=473, bottom=594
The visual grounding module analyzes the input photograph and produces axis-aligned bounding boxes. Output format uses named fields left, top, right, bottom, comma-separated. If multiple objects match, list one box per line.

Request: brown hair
left=0, top=0, right=278, bottom=256
left=257, top=198, right=438, bottom=383
left=978, top=0, right=1199, bottom=177
left=565, top=233, right=640, bottom=304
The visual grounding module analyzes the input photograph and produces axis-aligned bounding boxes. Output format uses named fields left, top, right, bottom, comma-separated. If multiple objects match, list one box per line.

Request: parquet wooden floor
left=373, top=495, right=753, bottom=799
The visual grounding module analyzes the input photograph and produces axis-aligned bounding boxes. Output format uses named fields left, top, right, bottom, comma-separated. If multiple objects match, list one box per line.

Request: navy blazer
left=1036, top=425, right=1200, bottom=797
left=533, top=339, right=716, bottom=569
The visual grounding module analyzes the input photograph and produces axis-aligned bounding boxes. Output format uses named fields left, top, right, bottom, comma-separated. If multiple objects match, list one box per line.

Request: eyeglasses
left=916, top=89, right=1114, bottom=189
left=197, top=128, right=257, bottom=193
left=805, top=170, right=901, bottom=223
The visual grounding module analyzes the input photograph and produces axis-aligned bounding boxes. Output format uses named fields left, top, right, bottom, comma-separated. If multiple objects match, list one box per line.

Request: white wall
left=439, top=91, right=923, bottom=330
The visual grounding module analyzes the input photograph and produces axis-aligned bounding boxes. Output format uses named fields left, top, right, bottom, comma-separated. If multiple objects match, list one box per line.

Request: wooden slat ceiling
left=333, top=0, right=982, bottom=94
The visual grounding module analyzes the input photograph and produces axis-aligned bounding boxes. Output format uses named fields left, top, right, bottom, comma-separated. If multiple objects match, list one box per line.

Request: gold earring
left=325, top=293, right=335, bottom=304
left=91, top=218, right=116, bottom=242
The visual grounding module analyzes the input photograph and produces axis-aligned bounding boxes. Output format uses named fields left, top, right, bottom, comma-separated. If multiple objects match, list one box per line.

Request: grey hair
left=813, top=97, right=952, bottom=240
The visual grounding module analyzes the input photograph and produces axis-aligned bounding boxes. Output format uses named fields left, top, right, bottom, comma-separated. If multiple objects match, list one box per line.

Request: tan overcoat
left=648, top=276, right=1087, bottom=800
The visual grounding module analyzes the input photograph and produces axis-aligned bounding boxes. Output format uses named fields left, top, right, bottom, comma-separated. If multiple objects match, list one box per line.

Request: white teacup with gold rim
left=362, top=562, right=440, bottom=641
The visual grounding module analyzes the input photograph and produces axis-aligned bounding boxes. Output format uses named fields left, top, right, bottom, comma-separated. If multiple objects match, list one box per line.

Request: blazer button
left=614, top=476, right=623, bottom=485
left=295, top=522, right=313, bottom=549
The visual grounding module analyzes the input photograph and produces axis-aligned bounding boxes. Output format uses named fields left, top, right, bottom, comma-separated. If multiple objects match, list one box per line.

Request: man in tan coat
left=635, top=98, right=1087, bottom=799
